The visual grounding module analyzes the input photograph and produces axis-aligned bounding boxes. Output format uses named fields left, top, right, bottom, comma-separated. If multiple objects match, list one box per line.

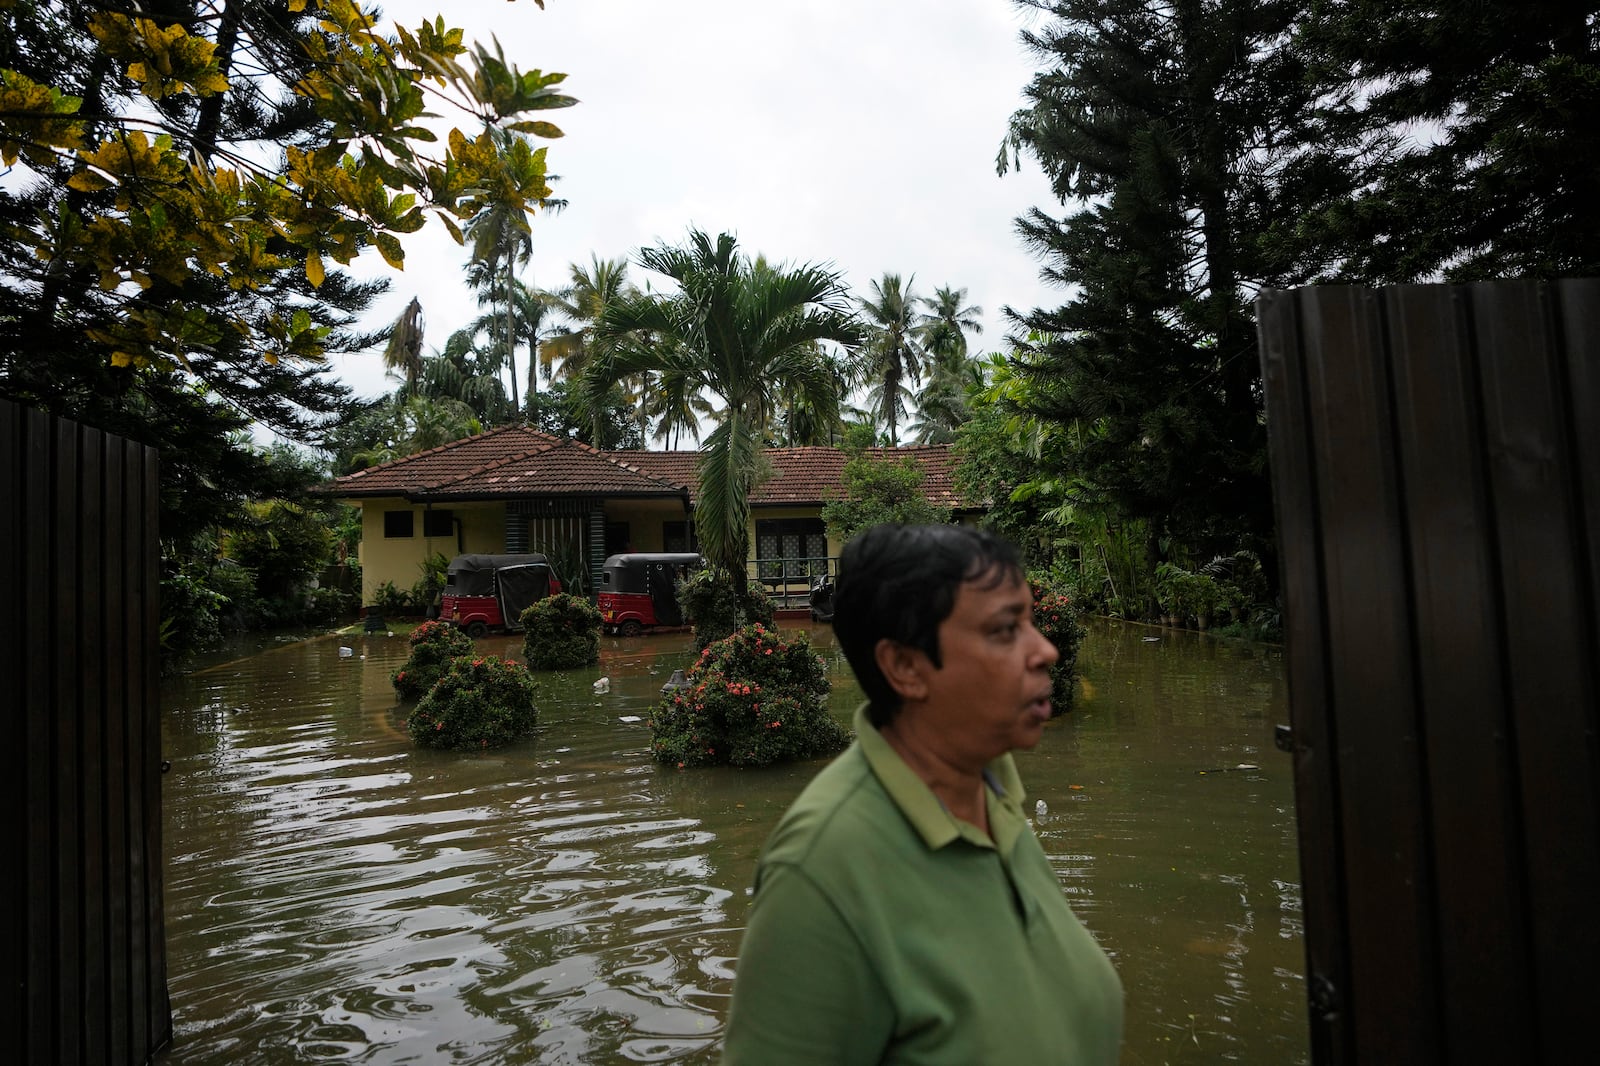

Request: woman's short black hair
left=832, top=523, right=1023, bottom=729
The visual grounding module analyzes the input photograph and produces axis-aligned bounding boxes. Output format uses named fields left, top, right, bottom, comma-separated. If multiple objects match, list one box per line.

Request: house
left=318, top=425, right=974, bottom=606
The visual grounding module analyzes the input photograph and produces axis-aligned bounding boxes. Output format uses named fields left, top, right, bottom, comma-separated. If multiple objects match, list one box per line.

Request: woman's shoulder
left=758, top=742, right=903, bottom=870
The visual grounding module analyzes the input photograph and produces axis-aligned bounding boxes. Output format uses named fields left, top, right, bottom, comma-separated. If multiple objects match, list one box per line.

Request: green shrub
left=372, top=580, right=411, bottom=616
left=520, top=593, right=602, bottom=670
left=392, top=619, right=474, bottom=699
left=677, top=569, right=775, bottom=649
left=407, top=655, right=540, bottom=750
left=1030, top=578, right=1084, bottom=715
left=650, top=624, right=848, bottom=768
left=159, top=564, right=225, bottom=670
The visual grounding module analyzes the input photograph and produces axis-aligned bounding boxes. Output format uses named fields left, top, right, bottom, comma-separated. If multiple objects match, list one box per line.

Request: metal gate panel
left=2, top=398, right=170, bottom=1064
left=1257, top=280, right=1600, bottom=1066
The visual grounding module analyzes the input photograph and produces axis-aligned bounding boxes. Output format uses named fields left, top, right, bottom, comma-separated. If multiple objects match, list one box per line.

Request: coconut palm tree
left=908, top=285, right=985, bottom=443
left=584, top=229, right=859, bottom=604
left=541, top=255, right=634, bottom=381
left=381, top=297, right=426, bottom=392
left=856, top=273, right=925, bottom=446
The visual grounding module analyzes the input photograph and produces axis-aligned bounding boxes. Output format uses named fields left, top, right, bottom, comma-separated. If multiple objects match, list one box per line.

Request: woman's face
left=915, top=569, right=1059, bottom=764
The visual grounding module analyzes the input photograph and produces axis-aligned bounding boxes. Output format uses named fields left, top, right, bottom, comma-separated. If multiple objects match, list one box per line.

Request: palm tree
left=584, top=229, right=859, bottom=604
left=462, top=133, right=564, bottom=417
left=541, top=255, right=634, bottom=381
left=857, top=273, right=925, bottom=446
left=918, top=284, right=983, bottom=364
left=410, top=324, right=513, bottom=424
left=909, top=285, right=984, bottom=444
left=381, top=297, right=425, bottom=392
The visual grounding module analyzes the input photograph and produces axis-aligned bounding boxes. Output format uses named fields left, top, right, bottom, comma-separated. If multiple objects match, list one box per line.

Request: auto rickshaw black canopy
left=445, top=553, right=555, bottom=599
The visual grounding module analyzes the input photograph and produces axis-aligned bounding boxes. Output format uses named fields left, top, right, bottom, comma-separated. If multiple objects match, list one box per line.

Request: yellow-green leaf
left=507, top=120, right=564, bottom=138
left=305, top=251, right=325, bottom=288
left=373, top=231, right=404, bottom=269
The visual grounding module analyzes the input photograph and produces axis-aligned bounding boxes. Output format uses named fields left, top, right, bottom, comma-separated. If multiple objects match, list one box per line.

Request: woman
left=721, top=524, right=1123, bottom=1064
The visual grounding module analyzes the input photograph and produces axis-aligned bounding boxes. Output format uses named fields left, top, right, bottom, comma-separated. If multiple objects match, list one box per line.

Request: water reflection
left=158, top=620, right=1306, bottom=1065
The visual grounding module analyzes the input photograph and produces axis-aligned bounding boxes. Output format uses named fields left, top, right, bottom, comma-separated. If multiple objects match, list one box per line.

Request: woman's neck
left=880, top=717, right=990, bottom=833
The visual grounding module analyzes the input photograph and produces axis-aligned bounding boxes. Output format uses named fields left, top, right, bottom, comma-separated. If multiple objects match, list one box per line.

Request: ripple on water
left=159, top=622, right=1306, bottom=1065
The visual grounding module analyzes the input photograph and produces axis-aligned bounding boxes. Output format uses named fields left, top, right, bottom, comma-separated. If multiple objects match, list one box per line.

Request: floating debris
left=618, top=715, right=642, bottom=724
left=592, top=677, right=611, bottom=694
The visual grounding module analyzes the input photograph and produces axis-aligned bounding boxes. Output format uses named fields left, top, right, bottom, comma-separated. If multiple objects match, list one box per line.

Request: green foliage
left=372, top=581, right=412, bottom=616
left=411, top=550, right=450, bottom=611
left=1304, top=0, right=1600, bottom=281
left=1029, top=578, right=1083, bottom=714
left=520, top=593, right=601, bottom=670
left=1153, top=564, right=1225, bottom=628
left=821, top=428, right=952, bottom=545
left=677, top=568, right=774, bottom=649
left=1000, top=0, right=1323, bottom=558
left=407, top=655, right=540, bottom=750
left=649, top=624, right=847, bottom=768
left=532, top=379, right=644, bottom=450
left=226, top=500, right=335, bottom=601
left=585, top=229, right=860, bottom=605
left=392, top=619, right=474, bottom=699
left=159, top=563, right=226, bottom=671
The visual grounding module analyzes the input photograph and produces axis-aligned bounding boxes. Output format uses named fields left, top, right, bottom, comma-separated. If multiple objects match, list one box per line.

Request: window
left=663, top=520, right=696, bottom=553
left=755, top=518, right=828, bottom=582
left=605, top=521, right=631, bottom=557
left=422, top=509, right=454, bottom=538
left=383, top=510, right=414, bottom=538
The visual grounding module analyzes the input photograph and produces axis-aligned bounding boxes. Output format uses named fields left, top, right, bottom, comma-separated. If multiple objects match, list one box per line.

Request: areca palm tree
left=857, top=273, right=925, bottom=446
left=584, top=229, right=859, bottom=602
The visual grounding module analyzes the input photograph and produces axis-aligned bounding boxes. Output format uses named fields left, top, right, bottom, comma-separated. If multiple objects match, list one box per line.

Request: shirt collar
left=854, top=704, right=1029, bottom=855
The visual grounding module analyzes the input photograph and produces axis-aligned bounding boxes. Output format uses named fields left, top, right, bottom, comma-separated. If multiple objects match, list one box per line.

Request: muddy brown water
left=156, top=620, right=1307, bottom=1064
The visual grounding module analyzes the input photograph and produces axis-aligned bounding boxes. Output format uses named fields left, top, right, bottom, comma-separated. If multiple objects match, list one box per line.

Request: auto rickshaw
left=596, top=552, right=702, bottom=636
left=440, top=553, right=563, bottom=637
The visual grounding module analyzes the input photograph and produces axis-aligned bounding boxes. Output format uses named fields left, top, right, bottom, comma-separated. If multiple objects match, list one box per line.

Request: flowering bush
left=406, top=656, right=540, bottom=750
left=392, top=619, right=475, bottom=700
left=520, top=593, right=602, bottom=670
left=1031, top=577, right=1084, bottom=715
left=650, top=624, right=848, bottom=768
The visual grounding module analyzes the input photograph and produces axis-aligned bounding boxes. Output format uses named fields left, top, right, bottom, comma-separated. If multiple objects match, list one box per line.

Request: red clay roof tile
left=324, top=428, right=974, bottom=507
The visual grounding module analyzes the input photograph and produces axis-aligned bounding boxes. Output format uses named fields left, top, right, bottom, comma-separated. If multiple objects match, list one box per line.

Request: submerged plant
left=650, top=624, right=847, bottom=768
left=521, top=593, right=602, bottom=670
left=392, top=619, right=474, bottom=700
left=407, top=656, right=539, bottom=750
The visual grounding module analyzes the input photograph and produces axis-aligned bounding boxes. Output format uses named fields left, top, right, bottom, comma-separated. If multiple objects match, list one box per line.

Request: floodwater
left=157, top=620, right=1307, bottom=1065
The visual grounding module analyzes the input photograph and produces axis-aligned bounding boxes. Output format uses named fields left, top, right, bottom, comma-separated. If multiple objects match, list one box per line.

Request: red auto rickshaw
left=597, top=552, right=701, bottom=636
left=440, top=553, right=563, bottom=637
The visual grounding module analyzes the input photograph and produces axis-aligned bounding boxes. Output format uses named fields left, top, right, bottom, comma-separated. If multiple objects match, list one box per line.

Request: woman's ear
left=874, top=638, right=931, bottom=703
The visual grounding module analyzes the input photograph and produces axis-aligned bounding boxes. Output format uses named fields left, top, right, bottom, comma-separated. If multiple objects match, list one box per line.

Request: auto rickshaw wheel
left=465, top=620, right=489, bottom=638
left=618, top=619, right=644, bottom=638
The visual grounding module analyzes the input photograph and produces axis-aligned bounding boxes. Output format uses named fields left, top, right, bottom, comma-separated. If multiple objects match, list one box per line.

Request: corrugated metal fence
left=1, top=397, right=171, bottom=1064
left=1257, top=280, right=1599, bottom=1065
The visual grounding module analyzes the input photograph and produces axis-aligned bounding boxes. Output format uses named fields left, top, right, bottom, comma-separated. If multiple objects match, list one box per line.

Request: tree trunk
left=193, top=0, right=244, bottom=164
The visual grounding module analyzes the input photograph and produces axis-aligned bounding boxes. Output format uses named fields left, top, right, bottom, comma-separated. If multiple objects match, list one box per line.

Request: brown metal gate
left=1257, top=281, right=1600, bottom=1065
left=1, top=397, right=171, bottom=1064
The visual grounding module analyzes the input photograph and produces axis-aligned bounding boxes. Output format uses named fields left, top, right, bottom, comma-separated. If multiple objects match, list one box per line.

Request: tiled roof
left=323, top=425, right=688, bottom=500
left=323, top=428, right=975, bottom=508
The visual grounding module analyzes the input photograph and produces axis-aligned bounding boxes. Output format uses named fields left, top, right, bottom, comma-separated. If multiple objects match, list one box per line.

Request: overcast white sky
left=332, top=0, right=1064, bottom=402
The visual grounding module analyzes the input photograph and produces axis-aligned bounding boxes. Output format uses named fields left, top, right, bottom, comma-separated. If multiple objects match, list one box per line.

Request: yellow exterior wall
left=603, top=498, right=691, bottom=554
left=351, top=499, right=505, bottom=605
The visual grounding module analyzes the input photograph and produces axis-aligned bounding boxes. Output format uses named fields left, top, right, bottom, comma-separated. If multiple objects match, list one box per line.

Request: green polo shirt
left=721, top=706, right=1123, bottom=1065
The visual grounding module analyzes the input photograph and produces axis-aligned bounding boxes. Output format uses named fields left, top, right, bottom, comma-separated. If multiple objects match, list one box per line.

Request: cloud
left=335, top=0, right=1065, bottom=400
